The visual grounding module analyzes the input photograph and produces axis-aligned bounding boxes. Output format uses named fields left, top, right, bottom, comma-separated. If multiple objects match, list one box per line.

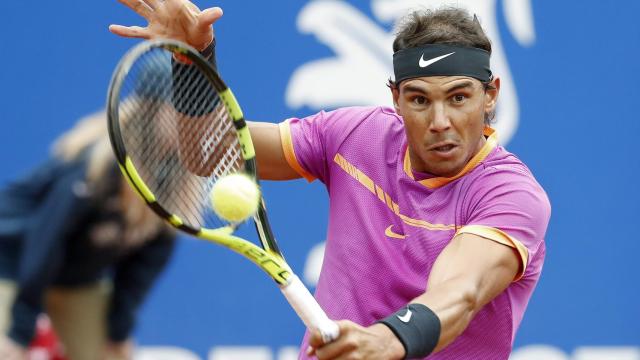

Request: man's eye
left=413, top=96, right=427, bottom=105
left=452, top=94, right=467, bottom=103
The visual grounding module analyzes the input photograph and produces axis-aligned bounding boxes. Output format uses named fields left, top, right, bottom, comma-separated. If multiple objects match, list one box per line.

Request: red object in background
left=28, top=315, right=66, bottom=360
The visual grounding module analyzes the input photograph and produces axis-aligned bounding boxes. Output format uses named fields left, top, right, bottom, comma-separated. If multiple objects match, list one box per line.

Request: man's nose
left=429, top=103, right=451, bottom=133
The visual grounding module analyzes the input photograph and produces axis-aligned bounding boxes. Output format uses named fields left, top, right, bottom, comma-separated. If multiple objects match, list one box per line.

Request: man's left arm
left=409, top=232, right=520, bottom=354
left=308, top=233, right=519, bottom=359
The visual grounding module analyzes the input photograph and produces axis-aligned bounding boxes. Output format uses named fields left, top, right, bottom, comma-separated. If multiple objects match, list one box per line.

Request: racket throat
left=253, top=202, right=282, bottom=256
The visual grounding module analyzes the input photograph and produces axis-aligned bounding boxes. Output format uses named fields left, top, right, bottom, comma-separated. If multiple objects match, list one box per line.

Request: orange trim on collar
left=403, top=127, right=498, bottom=189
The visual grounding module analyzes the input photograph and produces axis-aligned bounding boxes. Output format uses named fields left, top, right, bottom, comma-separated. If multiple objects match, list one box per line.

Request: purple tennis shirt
left=279, top=106, right=551, bottom=359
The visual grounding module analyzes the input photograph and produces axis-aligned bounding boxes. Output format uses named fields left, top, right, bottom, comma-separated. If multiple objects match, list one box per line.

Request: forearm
left=377, top=279, right=480, bottom=359
left=380, top=234, right=519, bottom=357
left=168, top=36, right=297, bottom=181
left=412, top=278, right=479, bottom=352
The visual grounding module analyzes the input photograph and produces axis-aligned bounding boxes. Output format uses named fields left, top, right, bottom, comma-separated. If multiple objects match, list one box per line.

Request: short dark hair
left=392, top=7, right=492, bottom=54
left=390, top=7, right=496, bottom=124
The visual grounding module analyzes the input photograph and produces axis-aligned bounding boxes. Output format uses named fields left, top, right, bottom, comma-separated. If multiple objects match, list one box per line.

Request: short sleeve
left=279, top=107, right=373, bottom=184
left=457, top=165, right=551, bottom=281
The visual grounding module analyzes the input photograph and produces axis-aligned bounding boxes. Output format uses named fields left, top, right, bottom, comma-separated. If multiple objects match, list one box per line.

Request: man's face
left=392, top=75, right=500, bottom=177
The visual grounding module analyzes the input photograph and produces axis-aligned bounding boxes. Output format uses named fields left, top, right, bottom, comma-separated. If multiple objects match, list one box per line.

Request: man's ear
left=390, top=84, right=402, bottom=115
left=485, top=77, right=500, bottom=114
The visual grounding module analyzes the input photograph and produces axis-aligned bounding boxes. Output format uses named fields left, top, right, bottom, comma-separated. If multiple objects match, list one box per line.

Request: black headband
left=393, top=44, right=492, bottom=84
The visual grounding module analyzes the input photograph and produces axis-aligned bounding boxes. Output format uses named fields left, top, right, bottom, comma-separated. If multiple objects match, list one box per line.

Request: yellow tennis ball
left=210, top=173, right=261, bottom=222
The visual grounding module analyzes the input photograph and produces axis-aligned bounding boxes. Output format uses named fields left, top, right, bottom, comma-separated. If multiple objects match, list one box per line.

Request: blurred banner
left=1, top=1, right=638, bottom=359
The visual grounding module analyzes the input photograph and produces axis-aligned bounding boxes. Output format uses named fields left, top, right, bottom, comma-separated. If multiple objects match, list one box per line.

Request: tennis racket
left=106, top=39, right=339, bottom=343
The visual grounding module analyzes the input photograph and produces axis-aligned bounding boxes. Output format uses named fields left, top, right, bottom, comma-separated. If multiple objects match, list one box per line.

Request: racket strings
left=116, top=47, right=244, bottom=230
left=121, top=100, right=205, bottom=225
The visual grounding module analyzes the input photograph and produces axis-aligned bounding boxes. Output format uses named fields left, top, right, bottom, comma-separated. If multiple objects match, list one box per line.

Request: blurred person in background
left=0, top=110, right=177, bottom=360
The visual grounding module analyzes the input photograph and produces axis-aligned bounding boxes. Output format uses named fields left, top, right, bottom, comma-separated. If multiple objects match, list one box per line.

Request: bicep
left=248, top=121, right=301, bottom=180
left=425, top=233, right=520, bottom=309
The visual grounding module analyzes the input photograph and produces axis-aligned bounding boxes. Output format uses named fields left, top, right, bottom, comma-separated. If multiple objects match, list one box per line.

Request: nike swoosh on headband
left=418, top=52, right=455, bottom=68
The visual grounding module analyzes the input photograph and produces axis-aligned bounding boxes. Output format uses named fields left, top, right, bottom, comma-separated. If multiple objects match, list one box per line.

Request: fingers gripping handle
left=280, top=275, right=339, bottom=343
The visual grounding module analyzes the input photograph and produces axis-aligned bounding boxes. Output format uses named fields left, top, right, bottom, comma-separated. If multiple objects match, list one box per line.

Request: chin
left=423, top=156, right=465, bottom=177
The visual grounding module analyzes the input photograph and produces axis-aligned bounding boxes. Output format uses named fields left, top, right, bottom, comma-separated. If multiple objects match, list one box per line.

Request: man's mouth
left=432, top=144, right=456, bottom=152
left=426, top=141, right=460, bottom=160
left=428, top=141, right=458, bottom=152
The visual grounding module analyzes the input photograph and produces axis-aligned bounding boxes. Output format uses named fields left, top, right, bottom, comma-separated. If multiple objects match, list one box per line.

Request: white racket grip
left=280, top=275, right=339, bottom=343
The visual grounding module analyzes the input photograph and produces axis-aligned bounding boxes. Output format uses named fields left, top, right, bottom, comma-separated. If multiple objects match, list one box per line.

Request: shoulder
left=333, top=105, right=400, bottom=119
left=477, top=147, right=544, bottom=187
left=286, top=105, right=402, bottom=148
left=31, top=157, right=89, bottom=196
left=322, top=106, right=402, bottom=137
left=293, top=105, right=400, bottom=126
left=464, top=146, right=551, bottom=215
left=43, top=154, right=117, bottom=206
left=459, top=147, right=551, bottom=279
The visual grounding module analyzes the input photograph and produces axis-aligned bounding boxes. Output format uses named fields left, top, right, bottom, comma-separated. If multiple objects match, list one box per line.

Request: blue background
left=1, top=1, right=638, bottom=358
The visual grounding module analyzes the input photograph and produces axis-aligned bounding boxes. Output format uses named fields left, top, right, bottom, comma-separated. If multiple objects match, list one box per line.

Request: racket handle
left=280, top=274, right=340, bottom=343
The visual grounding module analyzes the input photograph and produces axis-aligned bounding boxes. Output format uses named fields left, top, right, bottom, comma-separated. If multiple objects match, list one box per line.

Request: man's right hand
left=109, top=0, right=223, bottom=51
left=0, top=335, right=27, bottom=360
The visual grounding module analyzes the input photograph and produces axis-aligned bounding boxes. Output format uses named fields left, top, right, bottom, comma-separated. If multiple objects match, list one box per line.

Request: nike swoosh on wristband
left=385, top=225, right=406, bottom=239
left=418, top=52, right=455, bottom=68
left=397, top=309, right=412, bottom=323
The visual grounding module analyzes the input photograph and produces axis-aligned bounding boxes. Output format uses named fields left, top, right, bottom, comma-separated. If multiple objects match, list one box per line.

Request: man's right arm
left=249, top=121, right=301, bottom=181
left=111, top=1, right=300, bottom=182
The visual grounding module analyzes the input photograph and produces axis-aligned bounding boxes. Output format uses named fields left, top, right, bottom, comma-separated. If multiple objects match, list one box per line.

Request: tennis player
left=111, top=1, right=551, bottom=359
